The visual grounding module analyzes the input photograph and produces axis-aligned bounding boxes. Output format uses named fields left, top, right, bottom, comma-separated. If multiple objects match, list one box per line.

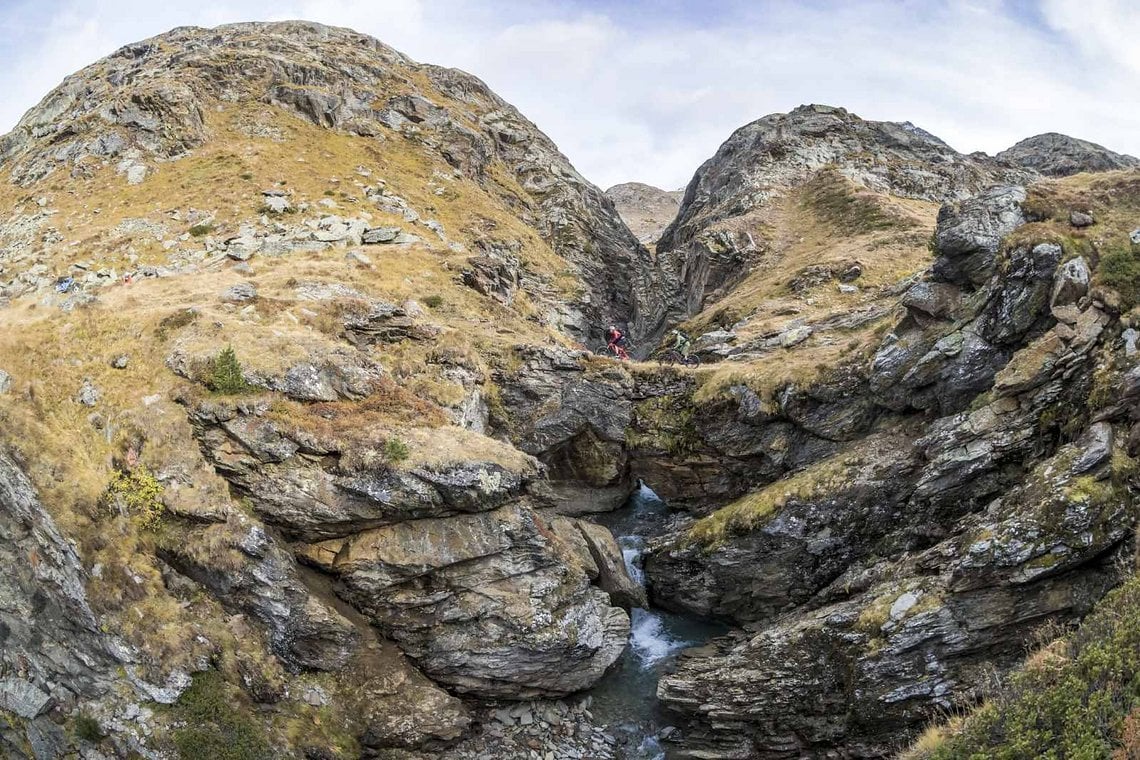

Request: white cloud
left=1, top=0, right=1139, bottom=189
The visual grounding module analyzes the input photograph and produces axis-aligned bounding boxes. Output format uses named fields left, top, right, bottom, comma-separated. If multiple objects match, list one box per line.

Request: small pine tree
left=385, top=437, right=410, bottom=463
left=208, top=347, right=251, bottom=394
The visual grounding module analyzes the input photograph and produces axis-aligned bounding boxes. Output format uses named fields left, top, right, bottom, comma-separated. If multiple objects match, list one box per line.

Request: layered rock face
left=656, top=104, right=1030, bottom=316
left=642, top=176, right=1139, bottom=758
left=0, top=20, right=665, bottom=342
left=997, top=132, right=1140, bottom=177
left=0, top=451, right=130, bottom=756
left=183, top=393, right=632, bottom=701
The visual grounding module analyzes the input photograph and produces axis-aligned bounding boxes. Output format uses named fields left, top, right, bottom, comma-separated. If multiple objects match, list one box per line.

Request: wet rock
left=548, top=516, right=647, bottom=609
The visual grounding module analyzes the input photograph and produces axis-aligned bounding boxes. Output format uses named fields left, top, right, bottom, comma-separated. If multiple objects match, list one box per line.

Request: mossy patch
left=801, top=167, right=915, bottom=234
left=101, top=466, right=165, bottom=531
left=627, top=395, right=700, bottom=456
left=688, top=453, right=855, bottom=547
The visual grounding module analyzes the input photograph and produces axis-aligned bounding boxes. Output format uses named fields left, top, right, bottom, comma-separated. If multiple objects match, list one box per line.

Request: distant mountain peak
left=997, top=132, right=1140, bottom=176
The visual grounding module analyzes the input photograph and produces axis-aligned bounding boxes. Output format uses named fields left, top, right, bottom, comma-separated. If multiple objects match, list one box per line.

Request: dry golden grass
left=672, top=171, right=934, bottom=404
left=0, top=95, right=595, bottom=684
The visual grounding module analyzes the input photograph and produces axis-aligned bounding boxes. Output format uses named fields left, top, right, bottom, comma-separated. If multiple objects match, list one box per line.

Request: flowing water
left=588, top=485, right=727, bottom=759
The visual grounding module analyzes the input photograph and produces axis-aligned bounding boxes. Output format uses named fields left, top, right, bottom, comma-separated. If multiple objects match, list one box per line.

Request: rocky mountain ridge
left=0, top=19, right=1139, bottom=760
left=605, top=182, right=684, bottom=244
left=997, top=132, right=1140, bottom=178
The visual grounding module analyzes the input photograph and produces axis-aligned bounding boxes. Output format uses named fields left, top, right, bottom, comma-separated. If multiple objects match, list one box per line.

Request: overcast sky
left=1, top=0, right=1138, bottom=189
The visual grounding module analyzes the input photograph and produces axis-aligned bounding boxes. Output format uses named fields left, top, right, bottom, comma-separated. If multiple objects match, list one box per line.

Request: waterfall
left=588, top=484, right=726, bottom=759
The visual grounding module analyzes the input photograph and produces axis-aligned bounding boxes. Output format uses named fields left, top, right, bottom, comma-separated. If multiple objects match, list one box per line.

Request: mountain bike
left=592, top=342, right=632, bottom=361
left=661, top=349, right=700, bottom=367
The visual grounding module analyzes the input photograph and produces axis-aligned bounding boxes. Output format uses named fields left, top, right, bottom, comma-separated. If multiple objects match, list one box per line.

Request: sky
left=0, top=0, right=1138, bottom=189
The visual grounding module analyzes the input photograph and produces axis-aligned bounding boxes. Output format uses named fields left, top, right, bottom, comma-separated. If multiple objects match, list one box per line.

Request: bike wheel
left=592, top=344, right=613, bottom=356
left=684, top=355, right=702, bottom=367
left=662, top=351, right=680, bottom=365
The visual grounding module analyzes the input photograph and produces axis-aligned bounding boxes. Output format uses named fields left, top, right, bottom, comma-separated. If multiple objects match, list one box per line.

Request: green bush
left=72, top=713, right=103, bottom=742
left=385, top=437, right=410, bottom=463
left=207, top=347, right=252, bottom=395
left=188, top=223, right=214, bottom=237
left=422, top=294, right=444, bottom=309
left=102, top=467, right=165, bottom=531
left=171, top=671, right=270, bottom=760
left=923, top=574, right=1140, bottom=760
left=1098, top=242, right=1140, bottom=310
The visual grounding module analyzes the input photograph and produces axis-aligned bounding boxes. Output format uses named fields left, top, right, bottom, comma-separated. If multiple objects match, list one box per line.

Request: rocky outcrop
left=605, top=182, right=684, bottom=243
left=997, top=132, right=1140, bottom=177
left=655, top=430, right=1131, bottom=759
left=642, top=177, right=1138, bottom=757
left=298, top=503, right=629, bottom=698
left=657, top=104, right=1030, bottom=316
left=185, top=396, right=538, bottom=541
left=184, top=392, right=637, bottom=702
left=495, top=347, right=638, bottom=513
left=0, top=451, right=150, bottom=757
left=158, top=518, right=360, bottom=672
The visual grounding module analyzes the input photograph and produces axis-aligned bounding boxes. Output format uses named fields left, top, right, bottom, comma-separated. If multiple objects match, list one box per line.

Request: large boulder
left=298, top=503, right=629, bottom=698
left=931, top=185, right=1026, bottom=287
left=187, top=398, right=537, bottom=541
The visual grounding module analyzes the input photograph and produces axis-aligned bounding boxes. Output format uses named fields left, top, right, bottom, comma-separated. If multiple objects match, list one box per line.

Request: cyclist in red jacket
left=606, top=324, right=630, bottom=360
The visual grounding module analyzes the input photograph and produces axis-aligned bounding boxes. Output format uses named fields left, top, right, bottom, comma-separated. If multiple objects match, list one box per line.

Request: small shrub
left=239, top=173, right=253, bottom=181
left=1098, top=242, right=1140, bottom=311
left=102, top=467, right=164, bottom=531
left=171, top=671, right=271, bottom=760
left=188, top=223, right=214, bottom=237
left=422, top=294, right=444, bottom=309
left=207, top=347, right=252, bottom=395
left=385, top=437, right=410, bottom=463
left=72, top=713, right=103, bottom=742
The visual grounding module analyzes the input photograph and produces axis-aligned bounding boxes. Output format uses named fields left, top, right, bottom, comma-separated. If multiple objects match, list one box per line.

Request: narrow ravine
left=588, top=485, right=728, bottom=759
